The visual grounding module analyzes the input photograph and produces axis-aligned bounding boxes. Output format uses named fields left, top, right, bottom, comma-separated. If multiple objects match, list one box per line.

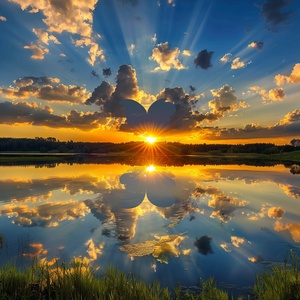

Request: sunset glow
left=146, top=165, right=156, bottom=172
left=0, top=0, right=299, bottom=144
left=145, top=137, right=157, bottom=144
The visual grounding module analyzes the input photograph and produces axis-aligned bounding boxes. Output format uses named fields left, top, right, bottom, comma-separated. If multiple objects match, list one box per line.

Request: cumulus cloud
left=129, top=43, right=135, bottom=55
left=195, top=185, right=247, bottom=223
left=261, top=0, right=293, bottom=31
left=278, top=109, right=300, bottom=124
left=268, top=207, right=285, bottom=219
left=209, top=194, right=247, bottom=222
left=259, top=88, right=286, bottom=102
left=0, top=101, right=108, bottom=130
left=0, top=175, right=107, bottom=203
left=85, top=66, right=247, bottom=133
left=208, top=84, right=249, bottom=118
left=220, top=243, right=232, bottom=252
left=10, top=0, right=104, bottom=65
left=85, top=81, right=114, bottom=106
left=149, top=42, right=185, bottom=71
left=85, top=239, right=104, bottom=261
left=279, top=183, right=300, bottom=198
left=24, top=42, right=49, bottom=59
left=231, top=236, right=245, bottom=248
left=231, top=57, right=251, bottom=69
left=86, top=65, right=146, bottom=119
left=0, top=15, right=7, bottom=21
left=220, top=53, right=232, bottom=63
left=274, top=221, right=300, bottom=242
left=275, top=63, right=300, bottom=86
left=151, top=33, right=157, bottom=44
left=108, top=65, right=140, bottom=116
left=194, top=49, right=214, bottom=69
left=33, top=28, right=60, bottom=45
left=182, top=50, right=191, bottom=56
left=249, top=85, right=286, bottom=103
left=121, top=83, right=247, bottom=132
left=1, top=199, right=90, bottom=227
left=156, top=87, right=199, bottom=130
left=203, top=109, right=300, bottom=140
left=248, top=41, right=264, bottom=49
left=102, top=67, right=112, bottom=78
left=0, top=76, right=89, bottom=103
left=86, top=65, right=172, bottom=132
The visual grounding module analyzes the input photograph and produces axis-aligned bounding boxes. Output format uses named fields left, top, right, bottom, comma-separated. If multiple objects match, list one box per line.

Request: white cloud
left=10, top=0, right=104, bottom=65
left=151, top=33, right=157, bottom=44
left=231, top=57, right=251, bottom=69
left=0, top=15, right=7, bottom=21
left=248, top=41, right=264, bottom=49
left=182, top=50, right=191, bottom=56
left=129, top=43, right=135, bottom=56
left=220, top=53, right=232, bottom=63
left=149, top=42, right=185, bottom=71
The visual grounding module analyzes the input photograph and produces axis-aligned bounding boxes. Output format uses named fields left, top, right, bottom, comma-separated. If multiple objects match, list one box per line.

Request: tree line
left=0, top=137, right=299, bottom=154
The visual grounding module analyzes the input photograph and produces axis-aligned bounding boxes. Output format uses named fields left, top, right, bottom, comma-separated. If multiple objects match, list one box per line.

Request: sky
left=0, top=0, right=299, bottom=144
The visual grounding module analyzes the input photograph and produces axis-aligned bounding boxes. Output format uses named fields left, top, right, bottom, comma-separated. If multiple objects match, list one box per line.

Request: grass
left=253, top=250, right=300, bottom=300
left=0, top=252, right=299, bottom=299
left=0, top=258, right=172, bottom=300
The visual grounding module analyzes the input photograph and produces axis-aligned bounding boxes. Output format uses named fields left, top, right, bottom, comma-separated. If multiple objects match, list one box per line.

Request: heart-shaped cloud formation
left=119, top=98, right=176, bottom=131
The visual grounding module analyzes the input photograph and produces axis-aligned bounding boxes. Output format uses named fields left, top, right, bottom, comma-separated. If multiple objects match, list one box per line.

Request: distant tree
left=290, top=139, right=300, bottom=147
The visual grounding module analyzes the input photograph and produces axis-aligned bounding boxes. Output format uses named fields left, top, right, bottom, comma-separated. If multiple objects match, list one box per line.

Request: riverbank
left=0, top=150, right=299, bottom=166
left=0, top=253, right=299, bottom=299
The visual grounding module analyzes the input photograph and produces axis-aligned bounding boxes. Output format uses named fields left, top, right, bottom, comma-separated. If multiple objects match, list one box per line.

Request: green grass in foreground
left=0, top=252, right=299, bottom=299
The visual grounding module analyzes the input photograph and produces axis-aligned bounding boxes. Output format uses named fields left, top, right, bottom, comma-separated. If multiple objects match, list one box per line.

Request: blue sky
left=0, top=0, right=299, bottom=143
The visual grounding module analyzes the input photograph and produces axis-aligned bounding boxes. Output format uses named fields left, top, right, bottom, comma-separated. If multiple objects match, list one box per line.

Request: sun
left=145, top=136, right=157, bottom=144
left=146, top=165, right=156, bottom=172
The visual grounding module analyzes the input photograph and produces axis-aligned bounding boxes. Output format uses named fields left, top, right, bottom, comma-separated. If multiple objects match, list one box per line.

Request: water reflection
left=0, top=163, right=299, bottom=291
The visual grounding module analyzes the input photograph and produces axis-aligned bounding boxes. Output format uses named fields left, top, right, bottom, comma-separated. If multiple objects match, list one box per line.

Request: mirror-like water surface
left=0, top=163, right=299, bottom=293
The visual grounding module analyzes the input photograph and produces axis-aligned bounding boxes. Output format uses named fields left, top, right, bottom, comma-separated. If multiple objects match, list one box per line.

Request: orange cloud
left=24, top=42, right=49, bottom=59
left=259, top=88, right=286, bottom=102
left=275, top=63, right=300, bottom=86
left=231, top=236, right=245, bottom=247
left=231, top=57, right=251, bottom=69
left=267, top=207, right=285, bottom=219
left=274, top=221, right=300, bottom=243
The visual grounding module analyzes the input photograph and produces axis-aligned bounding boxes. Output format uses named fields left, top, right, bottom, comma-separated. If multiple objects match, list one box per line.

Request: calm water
left=0, top=162, right=299, bottom=293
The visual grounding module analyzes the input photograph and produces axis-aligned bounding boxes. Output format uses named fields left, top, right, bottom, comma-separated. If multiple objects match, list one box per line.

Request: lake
left=0, top=161, right=299, bottom=295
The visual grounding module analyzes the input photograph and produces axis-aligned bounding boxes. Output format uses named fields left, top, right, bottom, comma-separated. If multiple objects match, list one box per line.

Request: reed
left=0, top=251, right=299, bottom=299
left=253, top=250, right=300, bottom=300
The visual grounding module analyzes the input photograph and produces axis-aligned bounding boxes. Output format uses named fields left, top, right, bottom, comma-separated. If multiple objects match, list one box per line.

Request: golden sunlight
left=145, top=136, right=157, bottom=144
left=146, top=165, right=156, bottom=172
